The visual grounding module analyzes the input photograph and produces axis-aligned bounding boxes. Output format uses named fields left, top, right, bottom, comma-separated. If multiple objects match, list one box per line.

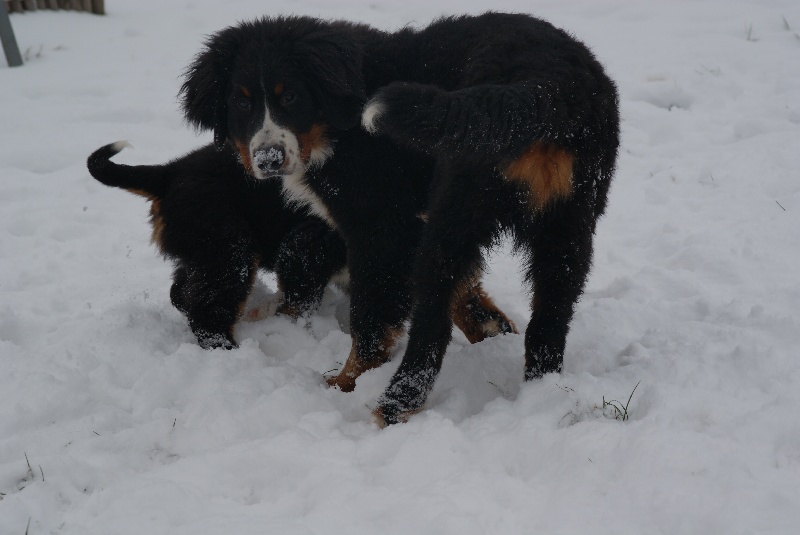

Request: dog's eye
left=236, top=97, right=252, bottom=112
left=280, top=91, right=296, bottom=106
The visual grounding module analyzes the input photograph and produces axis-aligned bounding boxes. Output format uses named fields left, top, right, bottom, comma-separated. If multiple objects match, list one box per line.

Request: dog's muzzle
left=254, top=145, right=285, bottom=175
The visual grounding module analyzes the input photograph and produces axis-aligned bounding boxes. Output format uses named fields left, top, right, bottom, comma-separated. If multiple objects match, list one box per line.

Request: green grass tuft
left=601, top=381, right=641, bottom=422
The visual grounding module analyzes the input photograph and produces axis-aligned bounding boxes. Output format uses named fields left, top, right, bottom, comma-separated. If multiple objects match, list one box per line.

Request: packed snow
left=2, top=0, right=799, bottom=533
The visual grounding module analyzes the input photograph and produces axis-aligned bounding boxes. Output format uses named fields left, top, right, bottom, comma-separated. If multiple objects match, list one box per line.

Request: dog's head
left=179, top=16, right=366, bottom=181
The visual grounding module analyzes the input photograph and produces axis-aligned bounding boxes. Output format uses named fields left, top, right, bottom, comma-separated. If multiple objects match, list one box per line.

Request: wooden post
left=22, top=0, right=36, bottom=10
left=0, top=0, right=23, bottom=67
left=90, top=0, right=102, bottom=14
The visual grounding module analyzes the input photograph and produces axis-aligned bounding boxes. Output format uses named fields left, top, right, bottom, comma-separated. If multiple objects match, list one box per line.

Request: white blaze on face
left=249, top=103, right=299, bottom=180
left=249, top=100, right=337, bottom=227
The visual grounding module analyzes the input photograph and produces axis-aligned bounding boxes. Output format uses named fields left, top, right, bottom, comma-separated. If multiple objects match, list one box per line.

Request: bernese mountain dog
left=87, top=141, right=347, bottom=349
left=179, top=12, right=619, bottom=425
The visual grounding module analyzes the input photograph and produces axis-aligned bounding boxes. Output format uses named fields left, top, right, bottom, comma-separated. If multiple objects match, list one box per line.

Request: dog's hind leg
left=375, top=165, right=501, bottom=426
left=520, top=196, right=596, bottom=379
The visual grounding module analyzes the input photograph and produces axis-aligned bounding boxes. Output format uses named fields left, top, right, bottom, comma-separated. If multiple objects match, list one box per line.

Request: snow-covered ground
left=2, top=0, right=799, bottom=533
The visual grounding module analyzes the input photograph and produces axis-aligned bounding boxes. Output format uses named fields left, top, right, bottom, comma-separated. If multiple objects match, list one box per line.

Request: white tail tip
left=111, top=140, right=133, bottom=152
left=361, top=100, right=385, bottom=134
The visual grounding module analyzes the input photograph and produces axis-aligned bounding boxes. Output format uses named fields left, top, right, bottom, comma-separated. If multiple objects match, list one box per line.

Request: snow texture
left=1, top=1, right=800, bottom=533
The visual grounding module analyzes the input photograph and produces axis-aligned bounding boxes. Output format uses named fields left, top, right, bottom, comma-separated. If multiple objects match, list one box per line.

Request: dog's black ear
left=179, top=27, right=241, bottom=149
left=300, top=28, right=367, bottom=131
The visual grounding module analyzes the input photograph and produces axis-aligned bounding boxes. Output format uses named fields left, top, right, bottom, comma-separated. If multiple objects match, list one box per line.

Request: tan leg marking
left=370, top=282, right=515, bottom=428
left=451, top=278, right=517, bottom=343
left=326, top=326, right=404, bottom=392
left=503, top=142, right=574, bottom=210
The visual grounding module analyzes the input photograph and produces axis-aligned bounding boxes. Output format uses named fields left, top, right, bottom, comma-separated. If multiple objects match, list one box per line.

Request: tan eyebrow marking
left=239, top=86, right=251, bottom=97
left=274, top=82, right=284, bottom=96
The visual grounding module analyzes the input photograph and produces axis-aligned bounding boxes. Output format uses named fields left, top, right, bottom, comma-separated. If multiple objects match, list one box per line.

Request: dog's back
left=364, top=13, right=619, bottom=216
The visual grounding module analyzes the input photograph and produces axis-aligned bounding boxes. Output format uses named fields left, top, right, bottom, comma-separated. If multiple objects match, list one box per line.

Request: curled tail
left=87, top=141, right=168, bottom=199
left=362, top=79, right=618, bottom=162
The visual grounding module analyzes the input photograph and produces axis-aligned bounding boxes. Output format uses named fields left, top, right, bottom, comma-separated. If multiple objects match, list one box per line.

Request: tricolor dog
left=179, top=12, right=619, bottom=425
left=87, top=142, right=347, bottom=349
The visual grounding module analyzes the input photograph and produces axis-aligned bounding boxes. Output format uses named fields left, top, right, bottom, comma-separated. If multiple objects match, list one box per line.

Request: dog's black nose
left=254, top=145, right=285, bottom=174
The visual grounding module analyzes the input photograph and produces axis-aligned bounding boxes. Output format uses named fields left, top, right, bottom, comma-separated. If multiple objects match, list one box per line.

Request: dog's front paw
left=373, top=369, right=434, bottom=427
left=196, top=330, right=237, bottom=350
left=373, top=403, right=425, bottom=428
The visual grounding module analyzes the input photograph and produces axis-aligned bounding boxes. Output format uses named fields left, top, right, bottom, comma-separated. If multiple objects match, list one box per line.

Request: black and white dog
left=179, top=12, right=619, bottom=425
